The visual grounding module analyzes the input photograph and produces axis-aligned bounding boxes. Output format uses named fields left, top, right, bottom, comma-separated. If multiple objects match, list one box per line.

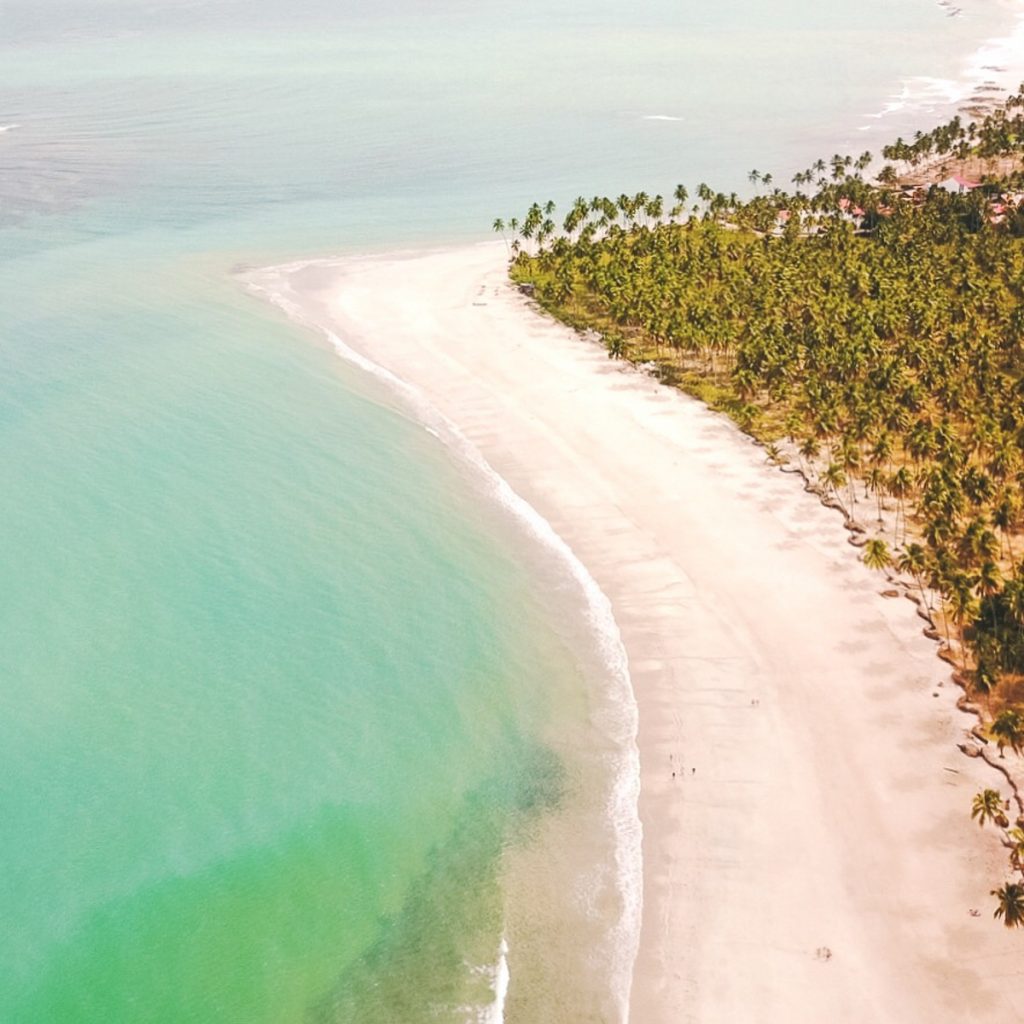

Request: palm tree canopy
left=971, top=788, right=1004, bottom=827
left=501, top=91, right=1024, bottom=870
left=992, top=882, right=1024, bottom=927
left=991, top=708, right=1024, bottom=756
left=863, top=538, right=892, bottom=571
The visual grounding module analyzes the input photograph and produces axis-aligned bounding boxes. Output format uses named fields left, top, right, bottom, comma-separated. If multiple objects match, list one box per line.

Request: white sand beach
left=250, top=243, right=1024, bottom=1023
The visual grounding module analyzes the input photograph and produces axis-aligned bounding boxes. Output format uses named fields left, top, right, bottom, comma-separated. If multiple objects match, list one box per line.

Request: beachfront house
left=936, top=174, right=980, bottom=194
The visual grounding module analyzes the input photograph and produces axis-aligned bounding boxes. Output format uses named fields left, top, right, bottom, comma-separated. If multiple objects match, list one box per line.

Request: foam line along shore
left=249, top=244, right=1024, bottom=1022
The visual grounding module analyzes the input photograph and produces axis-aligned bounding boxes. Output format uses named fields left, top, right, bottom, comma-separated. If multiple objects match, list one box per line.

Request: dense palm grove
left=497, top=89, right=1024, bottom=926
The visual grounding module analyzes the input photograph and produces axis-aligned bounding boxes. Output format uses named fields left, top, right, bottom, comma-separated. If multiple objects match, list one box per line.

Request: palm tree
left=504, top=90, right=1024, bottom=718
left=822, top=462, right=847, bottom=512
left=990, top=708, right=1024, bottom=758
left=865, top=465, right=887, bottom=523
left=992, top=882, right=1024, bottom=928
left=1005, top=576, right=1024, bottom=627
left=992, top=491, right=1019, bottom=560
left=972, top=788, right=1005, bottom=828
left=606, top=333, right=627, bottom=360
left=1007, top=828, right=1024, bottom=873
left=946, top=578, right=978, bottom=663
left=669, top=184, right=689, bottom=221
left=492, top=218, right=510, bottom=257
left=887, top=466, right=913, bottom=544
left=897, top=543, right=930, bottom=608
left=863, top=537, right=892, bottom=571
left=798, top=435, right=820, bottom=474
left=977, top=560, right=1003, bottom=630
left=836, top=439, right=861, bottom=514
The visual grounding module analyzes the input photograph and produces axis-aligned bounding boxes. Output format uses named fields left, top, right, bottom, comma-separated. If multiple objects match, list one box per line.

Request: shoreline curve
left=244, top=252, right=644, bottom=1022
left=245, top=241, right=1023, bottom=1023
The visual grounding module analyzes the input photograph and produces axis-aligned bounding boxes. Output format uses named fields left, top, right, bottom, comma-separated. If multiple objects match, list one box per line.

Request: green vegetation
left=881, top=96, right=1024, bottom=165
left=973, top=784, right=1024, bottom=927
left=498, top=87, right=1024, bottom=925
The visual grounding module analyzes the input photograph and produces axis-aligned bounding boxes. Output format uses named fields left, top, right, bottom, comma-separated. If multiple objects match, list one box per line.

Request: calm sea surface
left=0, top=1, right=1014, bottom=1020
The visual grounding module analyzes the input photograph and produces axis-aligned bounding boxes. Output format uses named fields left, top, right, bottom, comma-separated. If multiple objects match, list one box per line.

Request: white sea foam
left=862, top=76, right=965, bottom=124
left=859, top=1, right=1024, bottom=131
left=482, top=937, right=510, bottom=1024
left=246, top=259, right=644, bottom=1024
left=458, top=934, right=510, bottom=1024
left=0, top=124, right=21, bottom=133
left=641, top=114, right=684, bottom=122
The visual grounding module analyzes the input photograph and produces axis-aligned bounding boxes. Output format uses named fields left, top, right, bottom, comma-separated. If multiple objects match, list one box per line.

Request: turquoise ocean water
left=0, top=1, right=1017, bottom=1021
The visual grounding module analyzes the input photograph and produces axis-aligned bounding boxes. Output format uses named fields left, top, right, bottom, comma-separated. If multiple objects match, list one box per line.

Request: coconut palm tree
left=1004, top=576, right=1024, bottom=627
left=992, top=491, right=1019, bottom=560
left=822, top=462, right=847, bottom=512
left=798, top=435, right=820, bottom=472
left=865, top=465, right=887, bottom=524
left=863, top=537, right=892, bottom=571
left=978, top=560, right=1003, bottom=630
left=1007, top=828, right=1024, bottom=873
left=492, top=218, right=510, bottom=257
left=972, top=788, right=1005, bottom=828
left=670, top=184, right=689, bottom=221
left=897, top=543, right=931, bottom=608
left=947, top=578, right=978, bottom=662
left=992, top=882, right=1024, bottom=928
left=887, top=466, right=914, bottom=544
left=991, top=708, right=1024, bottom=758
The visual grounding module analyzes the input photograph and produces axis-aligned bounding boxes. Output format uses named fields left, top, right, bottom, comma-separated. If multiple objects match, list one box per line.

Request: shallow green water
left=0, top=242, right=584, bottom=1020
left=0, top=1, right=1013, bottom=1020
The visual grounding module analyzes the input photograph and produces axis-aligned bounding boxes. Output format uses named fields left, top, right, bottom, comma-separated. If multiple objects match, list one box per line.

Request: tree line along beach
left=7, top=0, right=1024, bottom=1020
left=500, top=87, right=1024, bottom=920
left=253, top=89, right=1024, bottom=1023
